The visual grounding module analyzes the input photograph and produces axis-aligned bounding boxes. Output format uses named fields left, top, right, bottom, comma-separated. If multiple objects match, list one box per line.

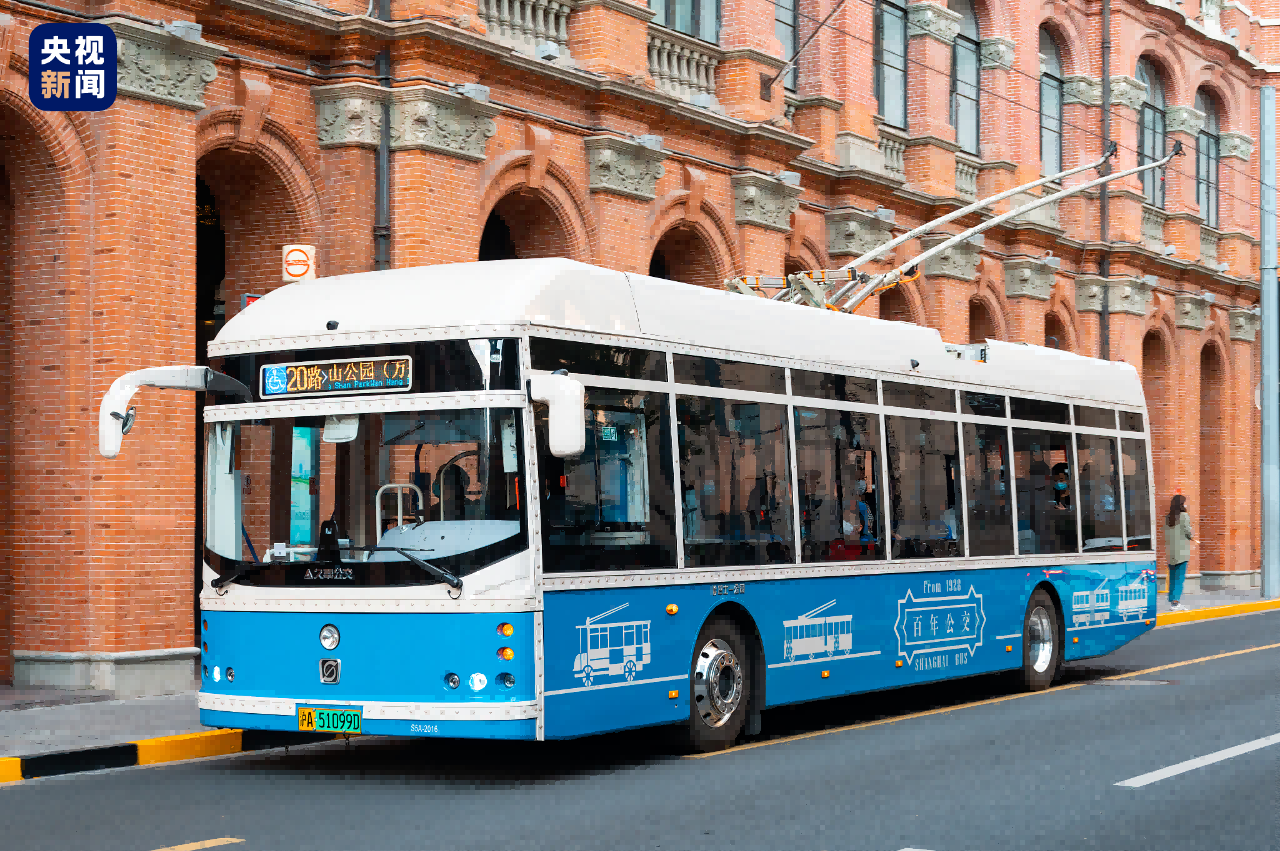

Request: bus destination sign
left=260, top=356, right=413, bottom=400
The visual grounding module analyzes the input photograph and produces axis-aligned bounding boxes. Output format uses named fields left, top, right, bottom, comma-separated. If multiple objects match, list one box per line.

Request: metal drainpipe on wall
left=373, top=0, right=392, bottom=271
left=1099, top=0, right=1111, bottom=360
left=1261, top=85, right=1278, bottom=599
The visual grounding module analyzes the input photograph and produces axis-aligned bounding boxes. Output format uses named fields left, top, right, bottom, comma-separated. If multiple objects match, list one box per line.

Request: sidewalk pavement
left=1, top=589, right=1276, bottom=782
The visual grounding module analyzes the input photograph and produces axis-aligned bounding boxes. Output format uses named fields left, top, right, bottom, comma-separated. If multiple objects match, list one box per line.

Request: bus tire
left=1022, top=589, right=1061, bottom=691
left=687, top=616, right=750, bottom=753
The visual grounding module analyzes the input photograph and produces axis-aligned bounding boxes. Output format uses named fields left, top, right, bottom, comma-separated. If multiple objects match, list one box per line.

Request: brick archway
left=650, top=222, right=723, bottom=289
left=480, top=189, right=575, bottom=262
left=1141, top=327, right=1174, bottom=568
left=1199, top=340, right=1229, bottom=574
left=478, top=156, right=594, bottom=264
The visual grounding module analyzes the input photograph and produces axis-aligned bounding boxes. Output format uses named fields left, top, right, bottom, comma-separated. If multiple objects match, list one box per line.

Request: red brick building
left=0, top=0, right=1271, bottom=692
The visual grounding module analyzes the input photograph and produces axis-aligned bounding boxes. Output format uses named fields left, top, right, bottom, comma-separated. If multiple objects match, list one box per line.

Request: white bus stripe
left=544, top=674, right=686, bottom=697
left=767, top=650, right=881, bottom=669
left=995, top=633, right=1022, bottom=639
left=1115, top=732, right=1280, bottom=788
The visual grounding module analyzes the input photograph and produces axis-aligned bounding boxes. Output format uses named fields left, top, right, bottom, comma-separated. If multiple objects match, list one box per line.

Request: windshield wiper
left=363, top=546, right=463, bottom=589
left=210, top=560, right=271, bottom=589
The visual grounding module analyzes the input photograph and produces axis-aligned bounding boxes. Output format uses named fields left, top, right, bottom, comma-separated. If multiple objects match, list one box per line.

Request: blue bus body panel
left=200, top=610, right=536, bottom=738
left=543, top=561, right=1156, bottom=739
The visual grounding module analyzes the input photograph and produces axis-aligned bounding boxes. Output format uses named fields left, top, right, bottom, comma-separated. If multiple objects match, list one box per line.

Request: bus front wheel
left=687, top=616, right=750, bottom=753
left=1022, top=589, right=1062, bottom=691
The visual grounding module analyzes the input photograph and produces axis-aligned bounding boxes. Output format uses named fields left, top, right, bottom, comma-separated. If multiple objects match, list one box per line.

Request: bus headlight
left=319, top=624, right=340, bottom=651
left=497, top=672, right=515, bottom=689
left=444, top=672, right=460, bottom=689
left=497, top=647, right=514, bottom=661
left=468, top=672, right=487, bottom=691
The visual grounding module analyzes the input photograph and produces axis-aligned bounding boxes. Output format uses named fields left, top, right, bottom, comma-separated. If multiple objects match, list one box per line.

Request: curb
left=1156, top=597, right=1280, bottom=626
left=0, top=729, right=335, bottom=784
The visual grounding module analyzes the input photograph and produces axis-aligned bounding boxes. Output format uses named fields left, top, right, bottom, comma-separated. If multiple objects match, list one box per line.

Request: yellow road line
left=0, top=757, right=22, bottom=784
left=134, top=730, right=243, bottom=766
left=149, top=839, right=244, bottom=851
left=685, top=641, right=1280, bottom=759
left=1156, top=597, right=1280, bottom=626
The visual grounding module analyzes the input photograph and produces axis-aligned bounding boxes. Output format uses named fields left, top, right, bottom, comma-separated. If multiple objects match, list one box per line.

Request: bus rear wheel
left=687, top=616, right=750, bottom=753
left=1022, top=589, right=1062, bottom=691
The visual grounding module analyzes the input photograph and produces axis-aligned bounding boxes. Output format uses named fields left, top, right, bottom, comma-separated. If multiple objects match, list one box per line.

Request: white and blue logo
left=263, top=365, right=288, bottom=396
left=28, top=23, right=117, bottom=112
left=894, top=585, right=986, bottom=663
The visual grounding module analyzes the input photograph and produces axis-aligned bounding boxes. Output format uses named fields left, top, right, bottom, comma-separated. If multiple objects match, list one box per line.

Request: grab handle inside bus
left=528, top=372, right=586, bottom=458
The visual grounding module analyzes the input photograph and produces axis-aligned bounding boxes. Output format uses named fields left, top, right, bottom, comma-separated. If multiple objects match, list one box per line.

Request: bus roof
left=211, top=258, right=1145, bottom=408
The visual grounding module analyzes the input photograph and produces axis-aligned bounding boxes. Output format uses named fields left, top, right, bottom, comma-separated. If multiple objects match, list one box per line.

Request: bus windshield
left=204, top=408, right=527, bottom=586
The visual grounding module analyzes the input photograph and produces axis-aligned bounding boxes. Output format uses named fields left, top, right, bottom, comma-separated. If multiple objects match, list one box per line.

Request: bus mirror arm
left=99, top=366, right=253, bottom=460
left=528, top=373, right=587, bottom=458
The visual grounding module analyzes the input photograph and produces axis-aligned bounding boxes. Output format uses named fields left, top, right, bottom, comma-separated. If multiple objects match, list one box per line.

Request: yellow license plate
left=297, top=706, right=362, bottom=734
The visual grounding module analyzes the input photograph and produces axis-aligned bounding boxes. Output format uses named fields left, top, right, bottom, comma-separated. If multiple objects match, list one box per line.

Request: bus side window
left=1012, top=428, right=1077, bottom=554
left=1121, top=438, right=1153, bottom=550
left=884, top=416, right=963, bottom=559
left=963, top=423, right=1013, bottom=557
left=538, top=389, right=677, bottom=573
left=792, top=407, right=885, bottom=562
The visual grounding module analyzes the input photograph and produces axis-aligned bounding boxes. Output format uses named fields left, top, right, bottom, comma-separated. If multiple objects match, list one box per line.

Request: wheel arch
left=1031, top=580, right=1067, bottom=659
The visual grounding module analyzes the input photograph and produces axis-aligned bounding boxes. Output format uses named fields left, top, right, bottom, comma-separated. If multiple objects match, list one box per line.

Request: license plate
left=297, top=706, right=362, bottom=734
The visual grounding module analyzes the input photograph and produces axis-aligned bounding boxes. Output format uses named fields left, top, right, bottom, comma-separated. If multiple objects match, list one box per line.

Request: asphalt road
left=3, top=611, right=1278, bottom=851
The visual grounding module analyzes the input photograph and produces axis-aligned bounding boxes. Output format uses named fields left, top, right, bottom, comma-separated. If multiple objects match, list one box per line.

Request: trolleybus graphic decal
left=1072, top=579, right=1112, bottom=626
left=572, top=604, right=652, bottom=687
left=782, top=600, right=853, bottom=661
left=894, top=586, right=986, bottom=663
left=1117, top=571, right=1155, bottom=621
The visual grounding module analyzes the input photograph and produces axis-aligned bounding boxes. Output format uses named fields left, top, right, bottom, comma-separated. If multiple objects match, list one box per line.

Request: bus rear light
left=444, top=672, right=460, bottom=689
left=497, top=673, right=515, bottom=689
left=498, top=647, right=514, bottom=661
left=497, top=623, right=514, bottom=637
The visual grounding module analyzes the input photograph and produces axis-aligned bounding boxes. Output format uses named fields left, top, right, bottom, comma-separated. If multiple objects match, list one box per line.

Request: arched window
left=874, top=0, right=908, bottom=128
left=775, top=0, right=798, bottom=91
left=1135, top=58, right=1166, bottom=208
left=1039, top=27, right=1063, bottom=176
left=949, top=0, right=980, bottom=155
left=650, top=0, right=719, bottom=43
left=1195, top=88, right=1220, bottom=229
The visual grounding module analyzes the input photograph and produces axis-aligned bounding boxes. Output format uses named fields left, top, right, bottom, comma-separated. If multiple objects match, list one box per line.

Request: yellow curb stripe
left=0, top=757, right=23, bottom=784
left=149, top=838, right=245, bottom=851
left=1156, top=597, right=1280, bottom=626
left=686, top=641, right=1280, bottom=759
left=133, top=729, right=243, bottom=766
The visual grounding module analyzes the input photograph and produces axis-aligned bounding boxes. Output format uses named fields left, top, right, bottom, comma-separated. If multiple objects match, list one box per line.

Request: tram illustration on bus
left=573, top=604, right=652, bottom=686
left=1072, top=580, right=1112, bottom=627
left=782, top=601, right=853, bottom=661
left=97, top=255, right=1158, bottom=752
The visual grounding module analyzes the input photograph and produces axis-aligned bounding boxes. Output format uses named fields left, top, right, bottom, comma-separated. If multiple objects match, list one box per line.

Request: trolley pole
left=1260, top=85, right=1278, bottom=599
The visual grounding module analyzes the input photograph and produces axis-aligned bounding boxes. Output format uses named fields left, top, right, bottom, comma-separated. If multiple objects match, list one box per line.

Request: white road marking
left=1116, top=732, right=1280, bottom=788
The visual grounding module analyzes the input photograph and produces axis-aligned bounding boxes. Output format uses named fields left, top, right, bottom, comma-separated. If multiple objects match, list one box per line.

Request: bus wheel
left=687, top=616, right=750, bottom=753
left=624, top=660, right=636, bottom=682
left=1022, top=590, right=1061, bottom=691
left=582, top=665, right=593, bottom=687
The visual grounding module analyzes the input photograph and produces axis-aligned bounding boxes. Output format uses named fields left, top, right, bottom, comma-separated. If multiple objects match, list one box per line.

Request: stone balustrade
left=647, top=25, right=722, bottom=111
left=955, top=155, right=979, bottom=200
left=878, top=127, right=906, bottom=179
left=478, top=0, right=572, bottom=61
left=1141, top=205, right=1167, bottom=251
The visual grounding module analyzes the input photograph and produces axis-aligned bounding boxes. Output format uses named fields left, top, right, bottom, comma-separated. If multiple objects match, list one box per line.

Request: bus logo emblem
left=783, top=600, right=853, bottom=662
left=894, top=586, right=985, bottom=663
left=573, top=603, right=651, bottom=688
left=319, top=659, right=341, bottom=684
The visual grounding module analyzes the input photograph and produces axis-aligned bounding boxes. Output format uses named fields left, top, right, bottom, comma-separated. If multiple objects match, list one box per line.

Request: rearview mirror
left=528, top=373, right=586, bottom=458
left=322, top=414, right=360, bottom=443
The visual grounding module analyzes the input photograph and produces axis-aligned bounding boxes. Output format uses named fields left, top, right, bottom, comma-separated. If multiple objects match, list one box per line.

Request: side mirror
left=111, top=406, right=137, bottom=435
left=528, top=373, right=586, bottom=458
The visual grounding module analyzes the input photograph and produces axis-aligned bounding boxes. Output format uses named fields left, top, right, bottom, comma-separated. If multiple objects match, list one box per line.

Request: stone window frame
left=949, top=0, right=981, bottom=157
left=1038, top=26, right=1064, bottom=177
left=1136, top=57, right=1168, bottom=209
left=1195, top=87, right=1221, bottom=230
left=873, top=0, right=909, bottom=130
left=649, top=0, right=721, bottom=44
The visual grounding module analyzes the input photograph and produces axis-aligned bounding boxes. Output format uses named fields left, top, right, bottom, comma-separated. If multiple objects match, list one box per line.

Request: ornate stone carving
left=980, top=37, right=1016, bottom=70
left=918, top=233, right=982, bottom=282
left=1164, top=105, right=1206, bottom=136
left=1174, top=292, right=1210, bottom=331
left=731, top=173, right=801, bottom=233
left=389, top=87, right=500, bottom=161
left=1228, top=307, right=1261, bottom=342
left=1200, top=227, right=1220, bottom=267
left=1108, top=75, right=1148, bottom=111
left=103, top=17, right=222, bottom=111
left=1063, top=75, right=1102, bottom=106
left=1075, top=276, right=1151, bottom=315
left=314, top=83, right=385, bottom=149
left=1219, top=132, right=1255, bottom=161
left=907, top=3, right=961, bottom=45
left=836, top=131, right=903, bottom=181
left=584, top=135, right=667, bottom=201
left=826, top=207, right=894, bottom=259
left=1003, top=258, right=1055, bottom=301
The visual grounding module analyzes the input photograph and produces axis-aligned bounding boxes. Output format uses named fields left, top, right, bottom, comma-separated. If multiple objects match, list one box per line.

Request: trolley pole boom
left=826, top=141, right=1183, bottom=315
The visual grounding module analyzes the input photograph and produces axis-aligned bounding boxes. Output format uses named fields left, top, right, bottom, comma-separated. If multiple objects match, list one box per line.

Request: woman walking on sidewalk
left=1164, top=494, right=1194, bottom=609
